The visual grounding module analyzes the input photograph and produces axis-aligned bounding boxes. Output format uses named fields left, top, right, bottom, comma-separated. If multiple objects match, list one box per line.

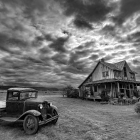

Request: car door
left=7, top=91, right=25, bottom=116
left=6, top=91, right=20, bottom=115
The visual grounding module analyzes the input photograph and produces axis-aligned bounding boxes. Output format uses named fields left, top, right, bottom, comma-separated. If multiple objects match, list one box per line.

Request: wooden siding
left=121, top=63, right=136, bottom=81
left=92, top=63, right=114, bottom=81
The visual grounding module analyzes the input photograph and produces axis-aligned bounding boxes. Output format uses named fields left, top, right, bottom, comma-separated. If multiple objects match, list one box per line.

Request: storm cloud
left=0, top=0, right=140, bottom=88
left=60, top=0, right=112, bottom=29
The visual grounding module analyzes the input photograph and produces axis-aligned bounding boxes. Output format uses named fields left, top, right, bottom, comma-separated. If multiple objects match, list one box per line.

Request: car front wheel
left=23, top=114, right=39, bottom=135
left=52, top=109, right=58, bottom=124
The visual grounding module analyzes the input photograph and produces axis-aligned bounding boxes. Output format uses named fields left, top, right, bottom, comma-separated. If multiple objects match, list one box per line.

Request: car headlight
left=38, top=104, right=43, bottom=109
left=50, top=102, right=52, bottom=106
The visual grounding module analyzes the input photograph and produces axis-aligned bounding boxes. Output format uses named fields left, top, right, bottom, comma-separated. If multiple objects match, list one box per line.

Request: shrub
left=64, top=85, right=79, bottom=98
left=134, top=102, right=140, bottom=114
left=133, top=90, right=139, bottom=98
left=69, top=89, right=79, bottom=98
left=82, top=89, right=88, bottom=100
left=100, top=89, right=110, bottom=102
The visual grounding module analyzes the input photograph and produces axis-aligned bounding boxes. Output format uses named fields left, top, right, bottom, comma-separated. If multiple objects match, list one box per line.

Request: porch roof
left=84, top=79, right=140, bottom=86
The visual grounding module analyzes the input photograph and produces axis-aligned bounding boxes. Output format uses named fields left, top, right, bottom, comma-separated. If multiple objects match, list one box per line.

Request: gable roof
left=78, top=61, right=100, bottom=88
left=113, top=60, right=126, bottom=70
left=101, top=61, right=120, bottom=71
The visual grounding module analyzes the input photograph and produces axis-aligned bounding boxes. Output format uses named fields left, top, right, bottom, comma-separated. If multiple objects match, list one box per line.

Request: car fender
left=50, top=104, right=58, bottom=111
left=19, top=110, right=41, bottom=120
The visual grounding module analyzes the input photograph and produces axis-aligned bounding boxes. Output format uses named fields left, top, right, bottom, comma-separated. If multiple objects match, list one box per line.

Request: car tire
left=52, top=109, right=58, bottom=124
left=23, top=114, right=39, bottom=135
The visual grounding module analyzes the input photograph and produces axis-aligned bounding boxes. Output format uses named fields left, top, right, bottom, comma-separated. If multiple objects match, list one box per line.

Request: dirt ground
left=0, top=95, right=140, bottom=140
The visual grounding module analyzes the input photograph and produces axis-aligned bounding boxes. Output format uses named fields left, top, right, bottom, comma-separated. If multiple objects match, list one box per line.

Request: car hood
left=25, top=98, right=49, bottom=104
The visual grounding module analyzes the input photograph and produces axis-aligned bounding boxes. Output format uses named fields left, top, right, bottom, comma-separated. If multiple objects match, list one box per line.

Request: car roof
left=7, top=87, right=37, bottom=92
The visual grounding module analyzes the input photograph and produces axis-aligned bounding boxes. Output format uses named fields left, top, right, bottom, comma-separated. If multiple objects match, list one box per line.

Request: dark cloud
left=1, top=0, right=48, bottom=18
left=120, top=31, right=140, bottom=44
left=45, top=34, right=54, bottom=41
left=113, top=0, right=140, bottom=24
left=24, top=56, right=43, bottom=64
left=75, top=49, right=91, bottom=56
left=111, top=51, right=126, bottom=57
left=76, top=41, right=94, bottom=50
left=103, top=55, right=114, bottom=61
left=49, top=36, right=69, bottom=53
left=51, top=53, right=68, bottom=65
left=62, top=65, right=85, bottom=74
left=89, top=54, right=99, bottom=60
left=32, top=36, right=44, bottom=47
left=39, top=47, right=51, bottom=55
left=0, top=33, right=27, bottom=54
left=129, top=49, right=137, bottom=54
left=73, top=16, right=93, bottom=29
left=115, top=45, right=125, bottom=50
left=60, top=0, right=112, bottom=29
left=68, top=51, right=91, bottom=74
left=132, top=59, right=140, bottom=65
left=129, top=31, right=140, bottom=43
left=101, top=25, right=116, bottom=37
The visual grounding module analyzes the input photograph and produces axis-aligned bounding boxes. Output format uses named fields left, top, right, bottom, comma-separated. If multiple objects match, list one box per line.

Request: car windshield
left=20, top=91, right=37, bottom=100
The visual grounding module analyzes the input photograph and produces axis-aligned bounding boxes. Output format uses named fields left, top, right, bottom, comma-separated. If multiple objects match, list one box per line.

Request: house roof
left=78, top=61, right=100, bottom=88
left=101, top=61, right=121, bottom=71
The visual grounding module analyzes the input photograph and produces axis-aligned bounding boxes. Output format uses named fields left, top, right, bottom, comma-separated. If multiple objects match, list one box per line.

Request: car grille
left=41, top=101, right=50, bottom=119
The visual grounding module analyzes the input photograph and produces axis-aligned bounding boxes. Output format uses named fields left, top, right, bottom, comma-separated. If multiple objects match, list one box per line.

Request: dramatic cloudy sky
left=0, top=0, right=140, bottom=88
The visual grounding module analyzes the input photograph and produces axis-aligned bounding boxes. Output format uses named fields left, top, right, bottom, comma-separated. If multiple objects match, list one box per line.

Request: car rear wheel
left=52, top=109, right=58, bottom=124
left=23, top=114, right=39, bottom=135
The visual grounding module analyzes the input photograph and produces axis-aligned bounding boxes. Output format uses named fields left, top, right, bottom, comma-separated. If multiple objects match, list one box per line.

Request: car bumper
left=39, top=115, right=59, bottom=125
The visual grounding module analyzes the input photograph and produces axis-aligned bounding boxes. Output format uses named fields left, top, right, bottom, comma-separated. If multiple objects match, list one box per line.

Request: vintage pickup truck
left=0, top=88, right=59, bottom=135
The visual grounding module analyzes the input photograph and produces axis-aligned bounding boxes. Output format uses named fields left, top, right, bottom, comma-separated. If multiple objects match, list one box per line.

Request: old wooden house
left=78, top=59, right=140, bottom=99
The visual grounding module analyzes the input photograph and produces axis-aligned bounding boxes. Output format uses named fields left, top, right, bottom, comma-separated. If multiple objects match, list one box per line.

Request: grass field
left=0, top=95, right=140, bottom=140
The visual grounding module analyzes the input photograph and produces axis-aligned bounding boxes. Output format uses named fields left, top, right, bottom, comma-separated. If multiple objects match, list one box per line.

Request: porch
left=81, top=79, right=140, bottom=100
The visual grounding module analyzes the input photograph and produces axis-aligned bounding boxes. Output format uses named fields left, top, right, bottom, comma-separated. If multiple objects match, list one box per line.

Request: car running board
left=0, top=115, right=59, bottom=123
left=39, top=115, right=59, bottom=125
left=0, top=117, right=19, bottom=122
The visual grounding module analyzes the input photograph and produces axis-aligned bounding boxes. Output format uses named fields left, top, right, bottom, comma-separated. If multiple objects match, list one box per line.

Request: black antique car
left=0, top=88, right=59, bottom=134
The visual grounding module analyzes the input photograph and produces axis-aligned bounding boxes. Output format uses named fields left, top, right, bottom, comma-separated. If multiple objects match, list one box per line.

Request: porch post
left=92, top=85, right=94, bottom=97
left=117, top=82, right=119, bottom=92
left=110, top=82, right=112, bottom=97
left=129, top=83, right=131, bottom=98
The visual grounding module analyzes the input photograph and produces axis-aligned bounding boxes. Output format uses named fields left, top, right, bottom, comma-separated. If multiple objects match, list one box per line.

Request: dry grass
left=0, top=95, right=140, bottom=140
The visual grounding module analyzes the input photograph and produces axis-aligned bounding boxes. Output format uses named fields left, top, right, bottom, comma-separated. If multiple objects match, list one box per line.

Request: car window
left=8, top=91, right=19, bottom=101
left=20, top=92, right=36, bottom=100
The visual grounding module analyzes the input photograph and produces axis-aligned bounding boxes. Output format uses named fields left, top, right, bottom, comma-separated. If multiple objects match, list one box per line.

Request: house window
left=120, top=89, right=124, bottom=93
left=130, top=84, right=133, bottom=89
left=114, top=71, right=121, bottom=78
left=131, top=74, right=135, bottom=80
left=102, top=71, right=109, bottom=77
left=124, top=67, right=127, bottom=77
